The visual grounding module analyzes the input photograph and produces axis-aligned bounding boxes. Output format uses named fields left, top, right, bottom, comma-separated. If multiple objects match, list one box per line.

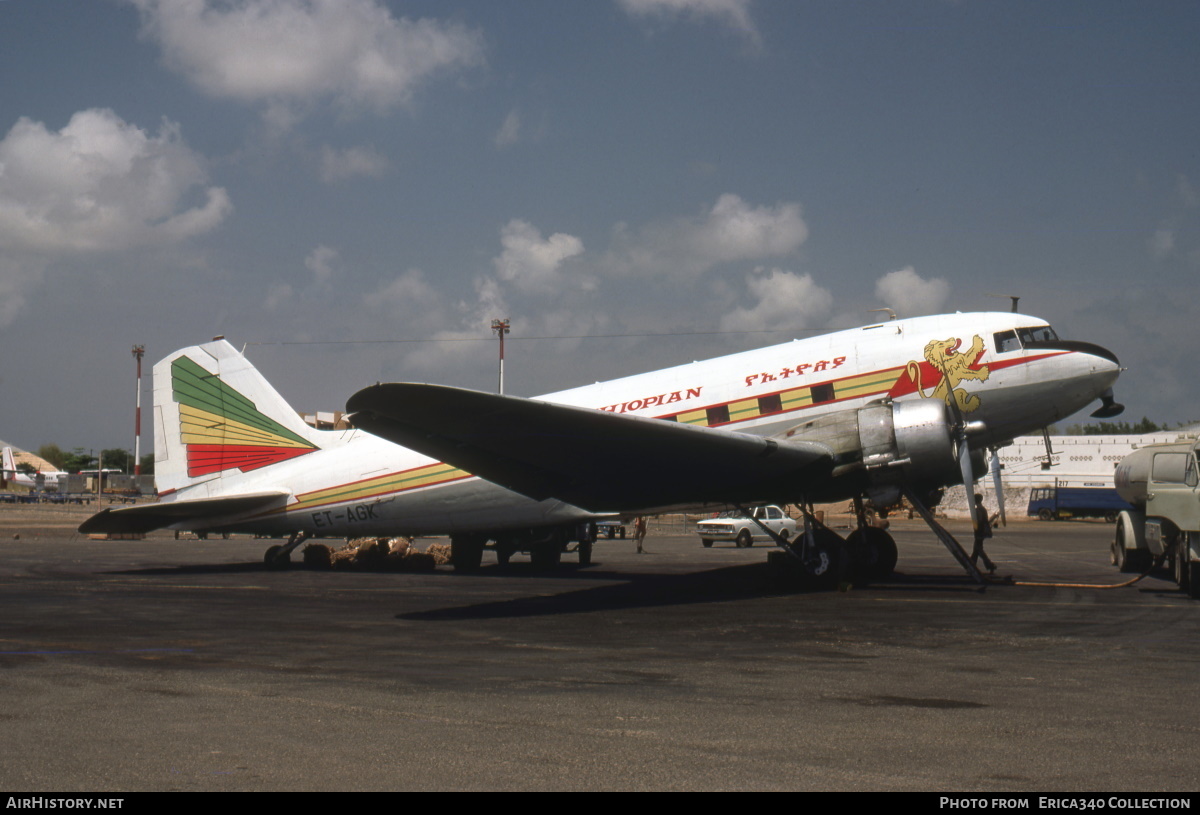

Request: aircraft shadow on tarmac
left=104, top=556, right=984, bottom=619
left=394, top=564, right=985, bottom=621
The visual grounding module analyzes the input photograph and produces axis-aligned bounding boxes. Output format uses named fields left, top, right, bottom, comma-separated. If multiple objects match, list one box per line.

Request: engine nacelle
left=782, top=399, right=983, bottom=504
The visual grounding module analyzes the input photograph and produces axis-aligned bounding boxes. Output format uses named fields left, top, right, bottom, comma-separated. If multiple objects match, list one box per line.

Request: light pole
left=491, top=318, right=510, bottom=395
left=132, top=345, right=144, bottom=477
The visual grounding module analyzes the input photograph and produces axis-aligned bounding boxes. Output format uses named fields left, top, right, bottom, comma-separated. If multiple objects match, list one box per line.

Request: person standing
left=633, top=516, right=647, bottom=554
left=971, top=493, right=997, bottom=574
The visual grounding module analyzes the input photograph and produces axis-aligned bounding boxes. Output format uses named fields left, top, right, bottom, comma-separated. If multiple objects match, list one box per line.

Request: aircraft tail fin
left=1, top=447, right=14, bottom=476
left=154, top=340, right=328, bottom=495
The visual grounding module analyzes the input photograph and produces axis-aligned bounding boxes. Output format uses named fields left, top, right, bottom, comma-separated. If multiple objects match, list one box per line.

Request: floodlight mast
left=491, top=319, right=511, bottom=395
left=132, top=345, right=144, bottom=477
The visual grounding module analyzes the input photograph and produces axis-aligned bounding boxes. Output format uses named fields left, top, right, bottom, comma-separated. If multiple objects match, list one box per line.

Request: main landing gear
left=756, top=499, right=899, bottom=590
left=263, top=530, right=311, bottom=569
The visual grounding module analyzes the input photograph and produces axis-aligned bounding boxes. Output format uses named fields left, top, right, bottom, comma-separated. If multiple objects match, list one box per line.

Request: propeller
left=1090, top=388, right=1125, bottom=419
left=946, top=399, right=985, bottom=533
left=989, top=447, right=1006, bottom=527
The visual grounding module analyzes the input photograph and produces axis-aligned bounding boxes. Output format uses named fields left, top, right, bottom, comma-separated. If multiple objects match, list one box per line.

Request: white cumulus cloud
left=319, top=145, right=390, bottom=183
left=719, top=268, right=832, bottom=334
left=128, top=0, right=485, bottom=116
left=617, top=0, right=759, bottom=44
left=604, top=193, right=807, bottom=278
left=874, top=267, right=950, bottom=318
left=493, top=219, right=586, bottom=293
left=0, top=108, right=229, bottom=254
left=494, top=110, right=522, bottom=148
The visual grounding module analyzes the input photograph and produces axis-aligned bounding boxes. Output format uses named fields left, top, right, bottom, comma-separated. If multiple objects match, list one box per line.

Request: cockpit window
left=994, top=330, right=1019, bottom=353
left=993, top=325, right=1059, bottom=353
left=1018, top=325, right=1058, bottom=344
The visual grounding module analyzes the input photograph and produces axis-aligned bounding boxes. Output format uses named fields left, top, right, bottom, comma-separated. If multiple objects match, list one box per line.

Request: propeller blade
left=945, top=397, right=982, bottom=531
left=959, top=433, right=980, bottom=532
left=990, top=448, right=1006, bottom=527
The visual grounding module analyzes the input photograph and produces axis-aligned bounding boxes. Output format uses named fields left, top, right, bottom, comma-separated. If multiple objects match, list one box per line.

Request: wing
left=78, top=490, right=290, bottom=535
left=346, top=384, right=833, bottom=512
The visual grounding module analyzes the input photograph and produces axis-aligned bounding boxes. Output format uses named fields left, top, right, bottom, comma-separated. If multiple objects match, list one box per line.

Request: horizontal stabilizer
left=78, top=490, right=290, bottom=535
left=347, top=384, right=833, bottom=512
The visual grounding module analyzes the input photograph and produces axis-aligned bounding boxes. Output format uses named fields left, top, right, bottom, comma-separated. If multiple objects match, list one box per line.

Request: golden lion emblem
left=907, top=335, right=990, bottom=413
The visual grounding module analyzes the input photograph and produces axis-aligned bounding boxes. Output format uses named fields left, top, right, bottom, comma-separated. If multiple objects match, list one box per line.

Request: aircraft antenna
left=869, top=308, right=897, bottom=321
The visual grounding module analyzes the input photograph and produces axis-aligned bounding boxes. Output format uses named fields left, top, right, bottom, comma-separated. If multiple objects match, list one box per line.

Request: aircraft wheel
left=769, top=528, right=843, bottom=591
left=736, top=530, right=752, bottom=548
left=451, top=535, right=485, bottom=572
left=530, top=542, right=562, bottom=570
left=701, top=538, right=713, bottom=548
left=578, top=539, right=593, bottom=566
left=264, top=544, right=291, bottom=570
left=847, top=527, right=898, bottom=582
left=799, top=534, right=843, bottom=590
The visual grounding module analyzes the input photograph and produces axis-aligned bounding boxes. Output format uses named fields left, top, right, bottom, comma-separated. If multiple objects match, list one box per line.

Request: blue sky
left=1, top=0, right=1197, bottom=454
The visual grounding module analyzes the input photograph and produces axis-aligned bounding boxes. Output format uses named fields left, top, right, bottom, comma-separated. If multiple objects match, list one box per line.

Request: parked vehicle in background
left=696, top=505, right=796, bottom=548
left=596, top=520, right=626, bottom=539
left=1027, top=486, right=1133, bottom=522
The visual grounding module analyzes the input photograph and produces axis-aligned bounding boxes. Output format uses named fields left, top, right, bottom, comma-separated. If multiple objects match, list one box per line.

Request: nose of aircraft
left=1022, top=337, right=1123, bottom=419
left=1051, top=340, right=1124, bottom=417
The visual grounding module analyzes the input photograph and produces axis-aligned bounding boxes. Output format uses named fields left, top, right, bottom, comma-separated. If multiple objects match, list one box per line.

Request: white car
left=696, top=505, right=797, bottom=548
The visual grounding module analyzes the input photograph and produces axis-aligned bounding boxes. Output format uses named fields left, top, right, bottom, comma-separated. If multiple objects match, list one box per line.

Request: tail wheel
left=263, top=544, right=290, bottom=570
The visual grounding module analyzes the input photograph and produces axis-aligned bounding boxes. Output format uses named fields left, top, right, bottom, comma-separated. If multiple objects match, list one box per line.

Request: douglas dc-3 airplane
left=80, top=311, right=1123, bottom=584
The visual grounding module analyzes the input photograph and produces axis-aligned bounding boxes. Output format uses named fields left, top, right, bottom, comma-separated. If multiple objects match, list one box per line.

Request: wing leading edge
left=346, top=384, right=833, bottom=513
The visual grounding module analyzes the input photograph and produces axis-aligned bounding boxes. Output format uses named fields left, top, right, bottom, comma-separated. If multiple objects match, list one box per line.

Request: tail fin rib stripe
left=171, top=354, right=318, bottom=478
left=172, top=357, right=313, bottom=448
left=186, top=445, right=315, bottom=477
left=179, top=405, right=313, bottom=449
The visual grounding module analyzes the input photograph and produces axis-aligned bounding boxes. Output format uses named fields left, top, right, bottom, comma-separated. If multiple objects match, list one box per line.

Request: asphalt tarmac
left=1, top=515, right=1198, bottom=792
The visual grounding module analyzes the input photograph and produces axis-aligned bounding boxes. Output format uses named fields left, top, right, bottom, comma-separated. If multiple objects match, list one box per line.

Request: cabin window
left=758, top=394, right=782, bottom=415
left=706, top=405, right=730, bottom=425
left=810, top=383, right=835, bottom=404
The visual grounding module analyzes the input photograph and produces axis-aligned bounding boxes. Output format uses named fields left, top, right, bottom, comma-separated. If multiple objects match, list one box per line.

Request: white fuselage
left=173, top=312, right=1121, bottom=537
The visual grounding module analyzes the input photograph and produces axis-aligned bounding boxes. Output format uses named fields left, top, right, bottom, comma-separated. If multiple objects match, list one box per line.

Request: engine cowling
left=782, top=398, right=983, bottom=505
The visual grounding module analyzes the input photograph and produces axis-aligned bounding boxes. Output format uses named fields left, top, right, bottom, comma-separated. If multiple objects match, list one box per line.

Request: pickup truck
left=696, top=505, right=797, bottom=548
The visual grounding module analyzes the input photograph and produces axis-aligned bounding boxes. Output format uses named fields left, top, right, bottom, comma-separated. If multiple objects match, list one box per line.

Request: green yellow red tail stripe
left=172, top=356, right=317, bottom=477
